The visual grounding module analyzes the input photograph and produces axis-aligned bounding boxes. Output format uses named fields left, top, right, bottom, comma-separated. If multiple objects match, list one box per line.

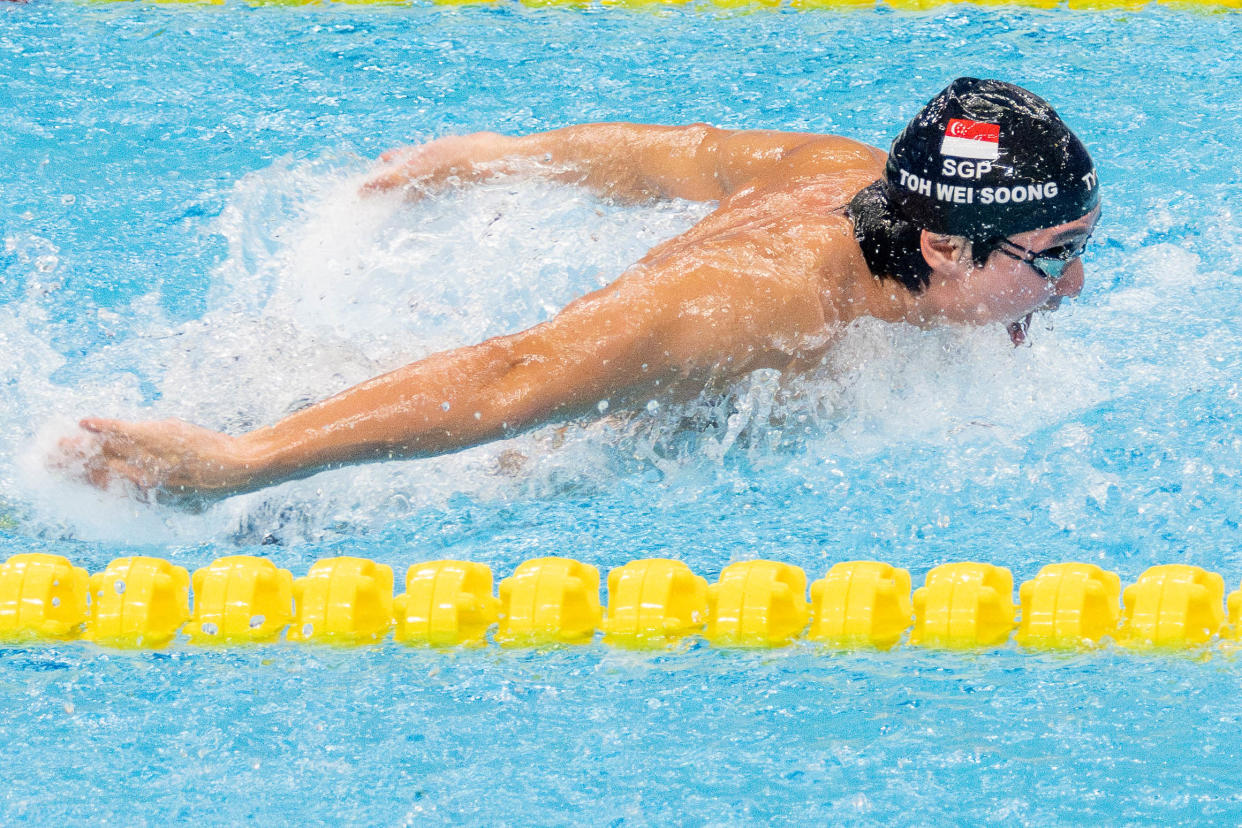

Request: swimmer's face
left=917, top=207, right=1100, bottom=342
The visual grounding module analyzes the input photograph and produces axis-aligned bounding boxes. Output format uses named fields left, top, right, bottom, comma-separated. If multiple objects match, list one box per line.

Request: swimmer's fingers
left=81, top=446, right=209, bottom=510
left=76, top=418, right=196, bottom=490
left=362, top=133, right=510, bottom=196
left=362, top=143, right=441, bottom=194
left=48, top=429, right=152, bottom=494
left=78, top=416, right=139, bottom=443
left=360, top=168, right=417, bottom=195
left=379, top=145, right=421, bottom=164
left=71, top=419, right=168, bottom=492
left=51, top=432, right=94, bottom=470
left=79, top=417, right=179, bottom=456
left=48, top=432, right=118, bottom=491
left=78, top=418, right=149, bottom=465
left=87, top=454, right=159, bottom=494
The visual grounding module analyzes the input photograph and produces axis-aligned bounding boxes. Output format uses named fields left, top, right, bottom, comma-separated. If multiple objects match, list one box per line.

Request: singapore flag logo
left=941, top=118, right=1000, bottom=160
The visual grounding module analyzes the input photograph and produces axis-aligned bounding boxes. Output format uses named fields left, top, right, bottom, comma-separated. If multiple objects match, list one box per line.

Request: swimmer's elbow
left=445, top=339, right=561, bottom=438
left=458, top=294, right=671, bottom=439
left=470, top=337, right=646, bottom=436
left=477, top=359, right=590, bottom=436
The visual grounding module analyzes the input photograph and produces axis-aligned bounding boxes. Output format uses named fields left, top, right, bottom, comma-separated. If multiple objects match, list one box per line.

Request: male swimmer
left=63, top=77, right=1100, bottom=503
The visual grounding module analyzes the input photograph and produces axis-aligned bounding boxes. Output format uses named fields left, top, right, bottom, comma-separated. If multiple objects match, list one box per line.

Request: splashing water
left=5, top=148, right=1128, bottom=547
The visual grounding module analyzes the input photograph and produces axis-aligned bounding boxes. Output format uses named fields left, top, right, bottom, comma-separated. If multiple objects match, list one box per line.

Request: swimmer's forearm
left=512, top=123, right=830, bottom=201
left=71, top=282, right=676, bottom=500
left=231, top=317, right=656, bottom=491
left=369, top=124, right=838, bottom=202
left=510, top=124, right=729, bottom=201
left=232, top=340, right=541, bottom=488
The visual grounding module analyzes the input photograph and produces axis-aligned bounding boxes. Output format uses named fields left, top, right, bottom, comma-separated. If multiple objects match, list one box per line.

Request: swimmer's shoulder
left=775, top=135, right=886, bottom=182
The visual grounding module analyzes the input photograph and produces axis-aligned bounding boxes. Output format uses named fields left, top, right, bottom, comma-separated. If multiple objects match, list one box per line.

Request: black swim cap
left=884, top=78, right=1100, bottom=241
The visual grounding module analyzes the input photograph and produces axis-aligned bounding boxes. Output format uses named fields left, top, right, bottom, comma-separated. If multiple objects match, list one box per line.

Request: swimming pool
left=3, top=0, right=1242, bottom=821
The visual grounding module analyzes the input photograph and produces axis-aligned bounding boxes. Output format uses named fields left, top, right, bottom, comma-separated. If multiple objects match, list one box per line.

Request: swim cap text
left=936, top=182, right=974, bottom=204
left=941, top=158, right=993, bottom=180
left=898, top=168, right=1061, bottom=207
left=979, top=182, right=1059, bottom=205
left=897, top=168, right=932, bottom=197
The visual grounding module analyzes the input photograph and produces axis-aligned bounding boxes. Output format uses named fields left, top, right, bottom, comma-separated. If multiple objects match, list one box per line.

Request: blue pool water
left=4, top=0, right=1242, bottom=821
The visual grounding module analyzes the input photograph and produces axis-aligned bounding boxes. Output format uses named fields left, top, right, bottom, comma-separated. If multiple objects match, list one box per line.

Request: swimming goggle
left=994, top=233, right=1092, bottom=281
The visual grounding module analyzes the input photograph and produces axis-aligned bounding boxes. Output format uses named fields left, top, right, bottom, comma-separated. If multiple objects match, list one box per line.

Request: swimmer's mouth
left=1007, top=313, right=1033, bottom=346
left=1007, top=298, right=1064, bottom=346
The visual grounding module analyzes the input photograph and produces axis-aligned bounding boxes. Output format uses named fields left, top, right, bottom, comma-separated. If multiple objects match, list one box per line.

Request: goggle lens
left=998, top=234, right=1092, bottom=281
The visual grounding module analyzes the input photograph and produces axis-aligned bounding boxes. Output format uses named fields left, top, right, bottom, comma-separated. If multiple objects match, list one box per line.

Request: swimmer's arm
left=234, top=288, right=674, bottom=488
left=76, top=278, right=693, bottom=500
left=363, top=124, right=885, bottom=202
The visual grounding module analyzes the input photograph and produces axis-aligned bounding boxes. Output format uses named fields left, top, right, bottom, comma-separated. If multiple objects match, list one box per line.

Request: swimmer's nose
left=1055, top=258, right=1085, bottom=299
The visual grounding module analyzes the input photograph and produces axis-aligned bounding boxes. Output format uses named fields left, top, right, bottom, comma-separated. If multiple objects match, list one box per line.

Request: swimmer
left=62, top=77, right=1100, bottom=504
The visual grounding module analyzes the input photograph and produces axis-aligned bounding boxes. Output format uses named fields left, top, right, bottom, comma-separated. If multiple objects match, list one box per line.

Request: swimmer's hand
left=57, top=418, right=259, bottom=507
left=361, top=132, right=516, bottom=195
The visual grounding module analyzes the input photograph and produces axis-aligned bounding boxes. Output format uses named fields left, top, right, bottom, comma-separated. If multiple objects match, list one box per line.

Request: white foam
left=6, top=158, right=713, bottom=543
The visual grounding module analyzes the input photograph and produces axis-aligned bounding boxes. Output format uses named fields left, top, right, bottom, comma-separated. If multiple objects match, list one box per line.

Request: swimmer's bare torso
left=62, top=123, right=1084, bottom=502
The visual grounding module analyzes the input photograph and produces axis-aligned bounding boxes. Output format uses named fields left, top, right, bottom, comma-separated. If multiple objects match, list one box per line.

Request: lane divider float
left=2, top=552, right=1241, bottom=653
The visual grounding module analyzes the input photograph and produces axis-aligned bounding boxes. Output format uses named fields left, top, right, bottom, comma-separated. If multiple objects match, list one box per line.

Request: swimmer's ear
left=919, top=231, right=971, bottom=274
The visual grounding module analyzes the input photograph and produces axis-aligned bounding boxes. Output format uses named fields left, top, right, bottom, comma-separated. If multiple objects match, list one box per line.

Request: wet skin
left=60, top=124, right=1097, bottom=503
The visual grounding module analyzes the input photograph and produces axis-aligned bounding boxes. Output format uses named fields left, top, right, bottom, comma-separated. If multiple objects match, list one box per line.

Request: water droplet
left=302, top=623, right=314, bottom=637
left=646, top=400, right=660, bottom=413
left=201, top=622, right=218, bottom=635
left=60, top=194, right=75, bottom=206
left=597, top=400, right=610, bottom=413
left=114, top=580, right=126, bottom=595
left=440, top=401, right=450, bottom=411
left=51, top=597, right=60, bottom=607
left=249, top=615, right=265, bottom=629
